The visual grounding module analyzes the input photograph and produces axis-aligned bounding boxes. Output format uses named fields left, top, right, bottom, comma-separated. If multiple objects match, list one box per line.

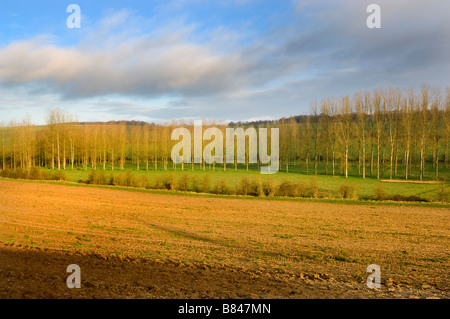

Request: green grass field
left=36, top=160, right=450, bottom=203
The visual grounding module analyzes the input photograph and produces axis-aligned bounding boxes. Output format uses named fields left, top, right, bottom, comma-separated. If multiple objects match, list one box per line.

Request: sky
left=0, top=0, right=449, bottom=124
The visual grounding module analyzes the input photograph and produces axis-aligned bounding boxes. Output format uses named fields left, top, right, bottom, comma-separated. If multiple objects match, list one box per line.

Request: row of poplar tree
left=0, top=85, right=449, bottom=180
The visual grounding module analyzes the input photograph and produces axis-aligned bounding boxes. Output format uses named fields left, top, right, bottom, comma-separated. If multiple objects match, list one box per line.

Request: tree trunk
left=71, top=143, right=74, bottom=170
left=435, top=140, right=439, bottom=179
left=445, top=142, right=449, bottom=169
left=111, top=150, right=114, bottom=171
left=332, top=149, right=335, bottom=176
left=345, top=146, right=349, bottom=178
left=377, top=135, right=380, bottom=179
left=306, top=156, right=309, bottom=175
left=51, top=141, right=55, bottom=170
left=390, top=142, right=394, bottom=180
left=370, top=146, right=374, bottom=176
left=420, top=144, right=425, bottom=181
left=57, top=133, right=61, bottom=170
left=314, top=154, right=318, bottom=175
left=63, top=142, right=66, bottom=170
left=362, top=140, right=366, bottom=179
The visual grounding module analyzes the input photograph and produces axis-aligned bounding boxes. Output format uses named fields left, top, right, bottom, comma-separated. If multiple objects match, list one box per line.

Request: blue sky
left=0, top=0, right=449, bottom=124
left=0, top=1, right=294, bottom=44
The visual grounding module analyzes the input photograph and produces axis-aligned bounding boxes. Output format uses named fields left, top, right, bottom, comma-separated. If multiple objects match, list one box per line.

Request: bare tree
left=311, top=102, right=320, bottom=175
left=130, top=125, right=142, bottom=170
left=329, top=100, right=338, bottom=176
left=151, top=123, right=159, bottom=171
left=430, top=88, right=442, bottom=178
left=118, top=122, right=127, bottom=171
left=67, top=114, right=78, bottom=171
left=337, top=96, right=353, bottom=178
left=386, top=88, right=401, bottom=180
left=401, top=89, right=414, bottom=180
left=288, top=117, right=299, bottom=173
left=142, top=123, right=151, bottom=171
left=0, top=122, right=7, bottom=170
left=279, top=118, right=289, bottom=172
left=372, top=90, right=384, bottom=179
left=301, top=117, right=312, bottom=174
left=355, top=92, right=367, bottom=178
left=319, top=99, right=332, bottom=175
left=444, top=87, right=450, bottom=169
left=418, top=85, right=430, bottom=181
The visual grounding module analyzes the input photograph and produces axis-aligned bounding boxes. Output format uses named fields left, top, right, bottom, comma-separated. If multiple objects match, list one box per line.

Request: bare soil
left=0, top=180, right=448, bottom=299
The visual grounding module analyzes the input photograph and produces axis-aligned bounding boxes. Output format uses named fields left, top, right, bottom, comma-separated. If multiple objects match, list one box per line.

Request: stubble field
left=0, top=179, right=448, bottom=299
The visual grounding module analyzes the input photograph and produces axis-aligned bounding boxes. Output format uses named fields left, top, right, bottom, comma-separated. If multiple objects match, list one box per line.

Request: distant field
left=0, top=180, right=448, bottom=298
left=34, top=161, right=450, bottom=202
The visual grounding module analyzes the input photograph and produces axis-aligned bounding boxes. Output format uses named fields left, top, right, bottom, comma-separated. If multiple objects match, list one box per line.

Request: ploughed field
left=0, top=180, right=448, bottom=299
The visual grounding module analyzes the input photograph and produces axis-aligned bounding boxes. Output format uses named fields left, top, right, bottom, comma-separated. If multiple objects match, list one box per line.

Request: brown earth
left=0, top=179, right=448, bottom=299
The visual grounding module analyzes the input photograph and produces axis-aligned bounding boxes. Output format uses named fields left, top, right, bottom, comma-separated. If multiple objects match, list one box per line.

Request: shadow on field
left=143, top=223, right=300, bottom=262
left=1, top=244, right=447, bottom=299
left=146, top=223, right=236, bottom=247
left=0, top=244, right=324, bottom=299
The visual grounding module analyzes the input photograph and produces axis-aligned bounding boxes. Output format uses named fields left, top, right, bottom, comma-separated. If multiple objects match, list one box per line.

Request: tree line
left=277, top=85, right=449, bottom=180
left=0, top=85, right=449, bottom=180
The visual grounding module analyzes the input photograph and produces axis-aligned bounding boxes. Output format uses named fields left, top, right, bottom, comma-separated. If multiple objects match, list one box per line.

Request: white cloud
left=0, top=32, right=245, bottom=99
left=0, top=2, right=449, bottom=123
